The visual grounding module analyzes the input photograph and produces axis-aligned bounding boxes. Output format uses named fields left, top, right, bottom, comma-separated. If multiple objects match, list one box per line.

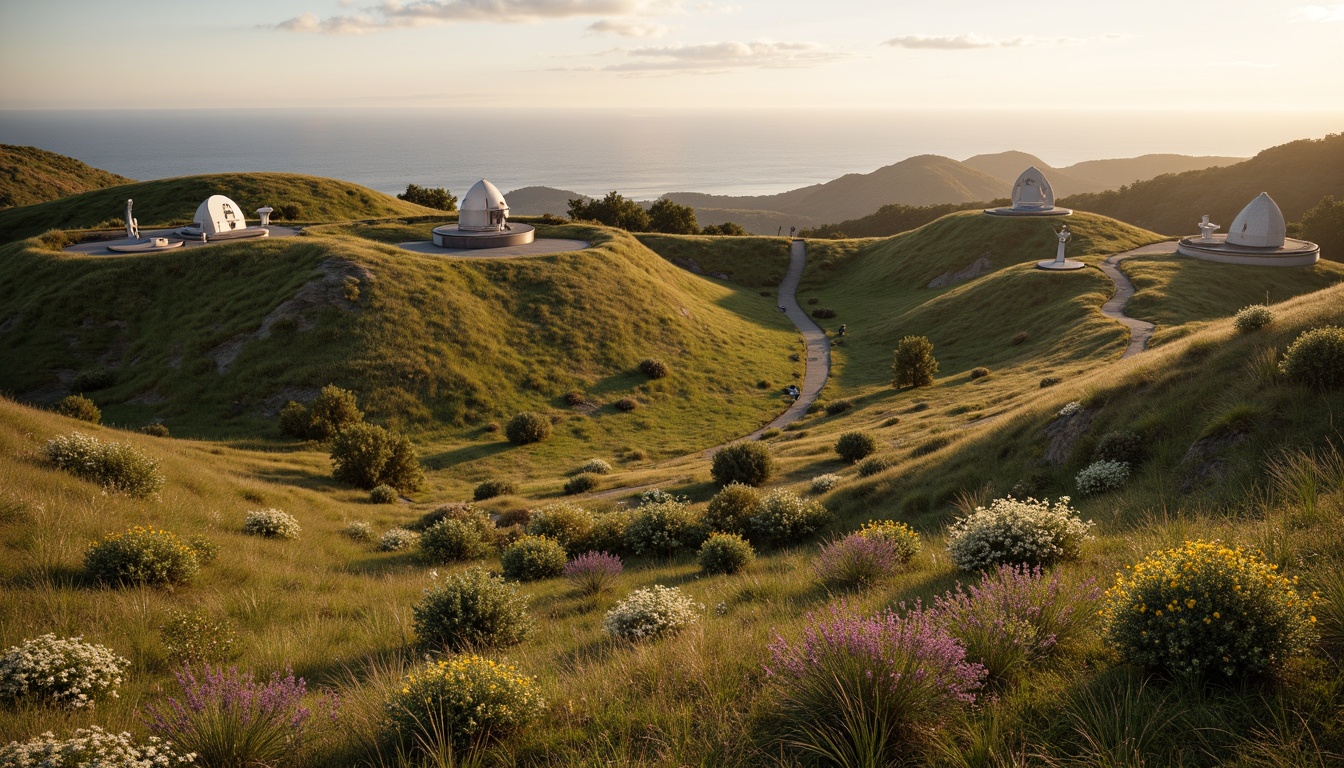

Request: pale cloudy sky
left=0, top=0, right=1342, bottom=110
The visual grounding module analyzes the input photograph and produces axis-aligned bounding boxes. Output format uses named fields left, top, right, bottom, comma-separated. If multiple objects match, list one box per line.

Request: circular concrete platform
left=398, top=238, right=590, bottom=259
left=1037, top=259, right=1086, bottom=270
left=107, top=239, right=185, bottom=254
left=985, top=206, right=1074, bottom=217
left=431, top=224, right=535, bottom=249
left=1176, top=235, right=1320, bottom=267
left=64, top=227, right=301, bottom=256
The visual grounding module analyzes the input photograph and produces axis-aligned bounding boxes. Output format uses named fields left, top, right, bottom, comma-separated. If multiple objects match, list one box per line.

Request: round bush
left=1102, top=541, right=1316, bottom=678
left=945, top=496, right=1093, bottom=572
left=55, top=394, right=100, bottom=423
left=699, top=533, right=756, bottom=575
left=1093, top=429, right=1143, bottom=464
left=378, top=527, right=419, bottom=552
left=44, top=432, right=164, bottom=498
left=703, top=483, right=761, bottom=536
left=625, top=499, right=705, bottom=555
left=420, top=518, right=493, bottom=562
left=410, top=502, right=490, bottom=533
left=638, top=358, right=669, bottom=379
left=526, top=502, right=594, bottom=551
left=473, top=478, right=516, bottom=500
left=1075, top=460, right=1131, bottom=496
left=413, top=568, right=533, bottom=651
left=0, top=634, right=128, bottom=709
left=564, top=551, right=623, bottom=596
left=1233, top=304, right=1274, bottom=333
left=330, top=422, right=424, bottom=491
left=970, top=367, right=991, bottom=379
left=892, top=335, right=938, bottom=388
left=386, top=655, right=544, bottom=752
left=750, top=490, right=833, bottom=545
left=825, top=399, right=853, bottom=416
left=369, top=484, right=398, bottom=504
left=242, top=508, right=301, bottom=540
left=158, top=609, right=240, bottom=666
left=858, top=519, right=921, bottom=564
left=588, top=510, right=632, bottom=555
left=577, top=458, right=613, bottom=475
left=185, top=535, right=219, bottom=565
left=857, top=456, right=893, bottom=478
left=505, top=412, right=552, bottom=445
left=814, top=533, right=905, bottom=588
left=500, top=535, right=567, bottom=581
left=614, top=397, right=639, bottom=412
left=0, top=727, right=193, bottom=766
left=1279, top=325, right=1344, bottom=389
left=341, top=520, right=374, bottom=542
left=85, top=526, right=198, bottom=586
left=711, top=442, right=774, bottom=487
left=139, top=423, right=170, bottom=438
left=278, top=384, right=363, bottom=441
left=835, top=431, right=879, bottom=464
left=602, top=585, right=702, bottom=640
left=564, top=473, right=599, bottom=495
left=810, top=473, right=841, bottom=493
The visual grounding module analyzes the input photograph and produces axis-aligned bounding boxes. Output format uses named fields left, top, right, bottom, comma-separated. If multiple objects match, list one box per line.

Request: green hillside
left=0, top=144, right=132, bottom=209
left=0, top=172, right=439, bottom=244
left=1059, top=134, right=1344, bottom=237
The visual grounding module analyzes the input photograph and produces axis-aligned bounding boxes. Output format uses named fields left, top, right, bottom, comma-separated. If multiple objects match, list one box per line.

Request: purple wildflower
left=564, top=551, right=623, bottom=596
left=813, top=533, right=902, bottom=588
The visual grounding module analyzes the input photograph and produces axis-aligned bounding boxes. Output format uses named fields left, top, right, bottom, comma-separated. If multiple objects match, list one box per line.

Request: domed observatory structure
left=176, top=195, right=269, bottom=242
left=432, top=179, right=535, bottom=249
left=1177, top=192, right=1320, bottom=266
left=984, top=166, right=1073, bottom=217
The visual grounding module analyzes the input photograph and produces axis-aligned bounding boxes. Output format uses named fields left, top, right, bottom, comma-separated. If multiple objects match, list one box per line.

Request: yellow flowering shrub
left=84, top=526, right=198, bottom=586
left=1101, top=540, right=1316, bottom=678
left=385, top=655, right=543, bottom=750
left=858, top=519, right=921, bottom=565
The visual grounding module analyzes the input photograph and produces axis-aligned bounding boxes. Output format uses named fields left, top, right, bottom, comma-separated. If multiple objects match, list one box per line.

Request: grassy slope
left=0, top=145, right=132, bottom=209
left=633, top=233, right=792, bottom=289
left=0, top=223, right=800, bottom=490
left=0, top=173, right=438, bottom=243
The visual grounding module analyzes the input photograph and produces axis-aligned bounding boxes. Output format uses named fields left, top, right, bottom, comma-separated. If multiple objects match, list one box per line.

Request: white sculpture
left=459, top=179, right=511, bottom=232
left=1054, top=225, right=1072, bottom=263
left=125, top=199, right=139, bottom=240
left=1227, top=192, right=1287, bottom=248
left=985, top=166, right=1071, bottom=217
left=1037, top=223, right=1084, bottom=270
left=256, top=206, right=274, bottom=228
left=1197, top=215, right=1219, bottom=243
left=176, top=195, right=269, bottom=241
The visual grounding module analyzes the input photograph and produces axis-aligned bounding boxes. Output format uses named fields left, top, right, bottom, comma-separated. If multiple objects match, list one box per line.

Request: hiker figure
left=838, top=324, right=847, bottom=337
left=786, top=385, right=800, bottom=400
left=778, top=304, right=786, bottom=312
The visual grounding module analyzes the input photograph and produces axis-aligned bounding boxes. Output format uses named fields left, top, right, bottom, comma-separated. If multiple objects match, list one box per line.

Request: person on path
left=838, top=323, right=847, bottom=337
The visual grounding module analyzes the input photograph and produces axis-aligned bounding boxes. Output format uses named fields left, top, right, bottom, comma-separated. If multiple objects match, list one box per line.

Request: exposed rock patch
left=261, top=387, right=322, bottom=417
left=928, top=253, right=992, bottom=289
left=1042, top=408, right=1094, bottom=466
left=1179, top=432, right=1249, bottom=493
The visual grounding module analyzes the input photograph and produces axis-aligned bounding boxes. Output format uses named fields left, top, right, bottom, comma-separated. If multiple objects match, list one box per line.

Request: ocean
left=1, top=108, right=1338, bottom=199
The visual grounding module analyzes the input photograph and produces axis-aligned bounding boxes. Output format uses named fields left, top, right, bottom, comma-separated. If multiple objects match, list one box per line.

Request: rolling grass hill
left=0, top=172, right=439, bottom=244
left=0, top=144, right=132, bottom=209
left=1059, top=133, right=1344, bottom=237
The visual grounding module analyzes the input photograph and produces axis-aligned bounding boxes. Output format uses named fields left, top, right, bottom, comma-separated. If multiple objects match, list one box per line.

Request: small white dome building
left=985, top=166, right=1072, bottom=217
left=1177, top=192, right=1319, bottom=266
left=176, top=194, right=269, bottom=241
left=458, top=179, right=510, bottom=232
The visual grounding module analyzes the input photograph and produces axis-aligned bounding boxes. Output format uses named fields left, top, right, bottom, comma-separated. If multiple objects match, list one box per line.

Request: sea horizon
left=2, top=107, right=1340, bottom=200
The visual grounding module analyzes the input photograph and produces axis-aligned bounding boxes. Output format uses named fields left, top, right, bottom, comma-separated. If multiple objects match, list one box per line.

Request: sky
left=0, top=0, right=1343, bottom=112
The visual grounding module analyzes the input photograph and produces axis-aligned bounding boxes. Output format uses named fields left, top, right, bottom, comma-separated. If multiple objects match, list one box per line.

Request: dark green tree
left=702, top=221, right=748, bottom=236
left=648, top=198, right=699, bottom=234
left=567, top=191, right=650, bottom=231
left=892, top=336, right=939, bottom=388
left=1299, top=194, right=1344, bottom=262
left=398, top=184, right=458, bottom=211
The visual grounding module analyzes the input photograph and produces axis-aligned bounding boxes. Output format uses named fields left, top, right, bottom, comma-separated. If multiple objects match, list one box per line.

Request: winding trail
left=1097, top=241, right=1175, bottom=358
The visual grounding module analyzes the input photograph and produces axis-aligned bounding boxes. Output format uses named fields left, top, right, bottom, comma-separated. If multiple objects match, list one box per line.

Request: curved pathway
left=1097, top=242, right=1175, bottom=358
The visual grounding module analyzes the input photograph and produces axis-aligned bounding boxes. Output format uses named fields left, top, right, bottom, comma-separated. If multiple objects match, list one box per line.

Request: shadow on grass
left=422, top=440, right=512, bottom=470
left=343, top=550, right=436, bottom=576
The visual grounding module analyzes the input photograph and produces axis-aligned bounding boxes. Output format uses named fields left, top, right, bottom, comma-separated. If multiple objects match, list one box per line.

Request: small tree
left=702, top=222, right=747, bottom=236
left=711, top=442, right=774, bottom=487
left=398, top=184, right=458, bottom=211
left=835, top=431, right=879, bottom=464
left=568, top=191, right=650, bottom=232
left=1299, top=194, right=1344, bottom=261
left=505, top=412, right=552, bottom=445
left=330, top=422, right=424, bottom=491
left=279, top=384, right=363, bottom=441
left=648, top=198, right=699, bottom=234
left=55, top=395, right=100, bottom=423
left=892, top=335, right=939, bottom=388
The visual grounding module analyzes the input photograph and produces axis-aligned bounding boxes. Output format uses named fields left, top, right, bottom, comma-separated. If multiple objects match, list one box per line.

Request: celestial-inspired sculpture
left=176, top=195, right=270, bottom=242
left=431, top=179, right=535, bottom=249
left=1177, top=192, right=1319, bottom=266
left=1037, top=224, right=1085, bottom=270
left=103, top=198, right=185, bottom=253
left=125, top=199, right=139, bottom=240
left=256, top=206, right=274, bottom=227
left=985, top=167, right=1073, bottom=217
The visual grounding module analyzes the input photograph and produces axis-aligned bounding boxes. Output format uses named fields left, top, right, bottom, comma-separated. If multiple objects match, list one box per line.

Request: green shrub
left=698, top=533, right=755, bottom=575
left=564, top=473, right=599, bottom=495
left=410, top=502, right=491, bottom=533
left=139, top=423, right=170, bottom=437
left=711, top=442, right=774, bottom=487
left=72, top=368, right=115, bottom=391
left=638, top=358, right=669, bottom=379
left=1075, top=460, right=1131, bottom=496
left=378, top=527, right=420, bottom=552
left=278, top=384, right=363, bottom=441
left=397, top=183, right=458, bottom=211
left=341, top=520, right=373, bottom=542
left=946, top=496, right=1093, bottom=572
left=159, top=609, right=240, bottom=666
left=577, top=458, right=613, bottom=475
left=892, top=335, right=938, bottom=388
left=970, top=367, right=990, bottom=379
left=500, top=535, right=567, bottom=581
left=858, top=519, right=922, bottom=565
left=0, top=635, right=128, bottom=709
left=85, top=526, right=199, bottom=586
left=185, top=535, right=219, bottom=565
left=329, top=422, right=424, bottom=491
left=1233, top=304, right=1274, bottom=333
left=369, top=484, right=397, bottom=504
left=614, top=397, right=639, bottom=412
left=1039, top=376, right=1061, bottom=388
left=750, top=490, right=832, bottom=545
left=242, top=508, right=301, bottom=540
left=526, top=502, right=594, bottom=551
left=54, top=394, right=100, bottom=423
left=421, top=519, right=493, bottom=562
left=473, top=478, right=516, bottom=500
left=810, top=473, right=841, bottom=493
left=626, top=498, right=706, bottom=555
left=825, top=399, right=853, bottom=416
left=858, top=456, right=893, bottom=478
left=413, top=568, right=533, bottom=651
left=278, top=401, right=310, bottom=438
left=0, top=728, right=191, bottom=765
left=1279, top=325, right=1344, bottom=389
left=1011, top=331, right=1029, bottom=345
left=1093, top=429, right=1143, bottom=464
left=1102, top=541, right=1316, bottom=678
left=602, top=586, right=701, bottom=640
left=588, top=510, right=632, bottom=555
left=386, top=655, right=542, bottom=753
left=505, top=412, right=552, bottom=444
left=835, top=431, right=879, bottom=464
left=811, top=308, right=838, bottom=319
left=43, top=432, right=164, bottom=498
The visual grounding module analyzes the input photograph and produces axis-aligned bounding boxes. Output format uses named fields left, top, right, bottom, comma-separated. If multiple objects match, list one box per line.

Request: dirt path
left=1097, top=242, right=1175, bottom=358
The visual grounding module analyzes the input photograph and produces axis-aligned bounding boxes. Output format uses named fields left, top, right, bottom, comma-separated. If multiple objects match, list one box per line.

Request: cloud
left=1291, top=4, right=1344, bottom=22
left=275, top=0, right=669, bottom=34
left=587, top=19, right=669, bottom=37
left=591, top=40, right=850, bottom=73
left=882, top=33, right=1079, bottom=50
